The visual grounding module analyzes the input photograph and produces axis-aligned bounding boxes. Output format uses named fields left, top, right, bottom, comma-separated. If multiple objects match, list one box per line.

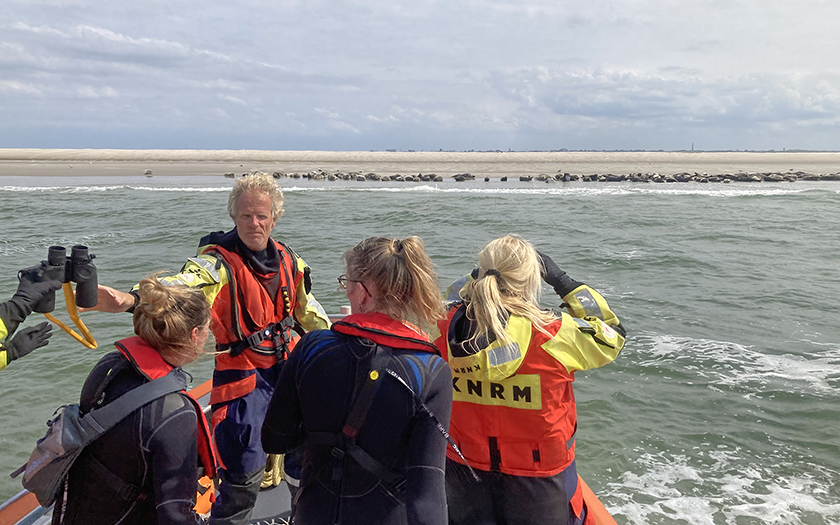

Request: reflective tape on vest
left=451, top=373, right=542, bottom=410
left=187, top=257, right=221, bottom=283
left=571, top=289, right=602, bottom=319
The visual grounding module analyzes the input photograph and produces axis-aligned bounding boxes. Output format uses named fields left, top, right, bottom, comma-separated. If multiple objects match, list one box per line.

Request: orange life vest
left=435, top=305, right=584, bottom=515
left=202, top=241, right=303, bottom=406
left=115, top=336, right=217, bottom=480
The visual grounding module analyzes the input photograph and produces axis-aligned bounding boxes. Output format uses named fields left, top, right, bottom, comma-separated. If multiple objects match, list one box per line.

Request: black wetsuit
left=53, top=352, right=203, bottom=525
left=261, top=313, right=452, bottom=525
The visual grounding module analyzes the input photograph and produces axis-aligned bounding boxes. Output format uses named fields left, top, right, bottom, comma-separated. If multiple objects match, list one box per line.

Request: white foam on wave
left=126, top=186, right=229, bottom=193
left=0, top=185, right=70, bottom=192
left=0, top=185, right=230, bottom=193
left=282, top=183, right=817, bottom=198
left=0, top=233, right=118, bottom=259
left=0, top=183, right=825, bottom=199
left=284, top=184, right=633, bottom=196
left=638, top=332, right=840, bottom=397
left=608, top=451, right=840, bottom=524
left=627, top=185, right=807, bottom=197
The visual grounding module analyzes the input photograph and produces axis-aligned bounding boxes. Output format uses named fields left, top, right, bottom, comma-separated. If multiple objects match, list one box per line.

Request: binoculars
left=27, top=245, right=98, bottom=313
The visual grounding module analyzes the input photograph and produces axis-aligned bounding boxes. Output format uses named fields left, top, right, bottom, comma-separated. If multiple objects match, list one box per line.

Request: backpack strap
left=306, top=344, right=406, bottom=491
left=78, top=369, right=188, bottom=441
left=80, top=454, right=145, bottom=502
left=342, top=344, right=391, bottom=439
left=339, top=344, right=406, bottom=488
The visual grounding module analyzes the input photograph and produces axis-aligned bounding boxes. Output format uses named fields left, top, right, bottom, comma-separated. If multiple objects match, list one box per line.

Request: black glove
left=536, top=251, right=582, bottom=297
left=0, top=272, right=63, bottom=334
left=14, top=271, right=63, bottom=315
left=4, top=321, right=53, bottom=361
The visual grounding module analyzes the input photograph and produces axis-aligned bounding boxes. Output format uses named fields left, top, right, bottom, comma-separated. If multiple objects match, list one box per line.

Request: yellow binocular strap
left=44, top=282, right=97, bottom=349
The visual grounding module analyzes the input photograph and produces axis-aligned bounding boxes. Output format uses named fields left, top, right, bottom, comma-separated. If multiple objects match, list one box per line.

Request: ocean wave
left=0, top=233, right=119, bottom=259
left=0, top=185, right=230, bottom=193
left=635, top=332, right=840, bottom=398
left=607, top=451, right=840, bottom=524
left=0, top=182, right=826, bottom=198
left=283, top=183, right=818, bottom=198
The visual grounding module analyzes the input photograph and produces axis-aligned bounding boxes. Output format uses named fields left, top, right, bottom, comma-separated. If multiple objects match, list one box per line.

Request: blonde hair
left=133, top=274, right=211, bottom=364
left=342, top=236, right=444, bottom=334
left=228, top=173, right=285, bottom=219
left=462, top=235, right=556, bottom=345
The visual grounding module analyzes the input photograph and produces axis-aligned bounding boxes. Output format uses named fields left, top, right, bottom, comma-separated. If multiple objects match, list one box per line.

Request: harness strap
left=343, top=345, right=391, bottom=438
left=222, top=316, right=297, bottom=358
left=304, top=344, right=408, bottom=492
left=307, top=343, right=480, bottom=493
left=345, top=443, right=405, bottom=488
left=81, top=453, right=145, bottom=502
left=80, top=370, right=188, bottom=438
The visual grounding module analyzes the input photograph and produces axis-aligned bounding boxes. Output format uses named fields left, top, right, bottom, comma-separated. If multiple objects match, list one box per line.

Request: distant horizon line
left=1, top=147, right=838, bottom=153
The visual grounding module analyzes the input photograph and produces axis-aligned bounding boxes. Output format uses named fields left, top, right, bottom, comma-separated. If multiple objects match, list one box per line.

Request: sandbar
left=0, top=149, right=838, bottom=179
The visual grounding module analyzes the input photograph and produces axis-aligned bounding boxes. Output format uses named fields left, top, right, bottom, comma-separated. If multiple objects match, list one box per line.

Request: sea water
left=0, top=175, right=838, bottom=524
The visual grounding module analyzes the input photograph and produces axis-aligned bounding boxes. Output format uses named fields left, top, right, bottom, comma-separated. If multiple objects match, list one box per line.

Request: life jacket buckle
left=246, top=328, right=272, bottom=349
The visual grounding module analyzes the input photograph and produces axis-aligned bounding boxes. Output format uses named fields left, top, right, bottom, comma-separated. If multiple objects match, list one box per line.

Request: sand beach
left=1, top=149, right=839, bottom=180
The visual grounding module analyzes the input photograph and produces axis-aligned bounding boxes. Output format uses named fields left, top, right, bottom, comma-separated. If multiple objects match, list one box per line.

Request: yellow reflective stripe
left=187, top=257, right=221, bottom=282
left=487, top=341, right=522, bottom=367
left=447, top=316, right=531, bottom=383
left=452, top=373, right=542, bottom=410
left=0, top=348, right=8, bottom=371
left=562, top=285, right=621, bottom=327
left=543, top=312, right=624, bottom=374
left=567, top=287, right=603, bottom=318
left=0, top=317, right=7, bottom=341
left=157, top=256, right=226, bottom=306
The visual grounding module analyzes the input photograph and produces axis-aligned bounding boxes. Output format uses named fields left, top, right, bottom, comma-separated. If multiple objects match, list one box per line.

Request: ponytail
left=463, top=235, right=556, bottom=346
left=343, top=236, right=444, bottom=333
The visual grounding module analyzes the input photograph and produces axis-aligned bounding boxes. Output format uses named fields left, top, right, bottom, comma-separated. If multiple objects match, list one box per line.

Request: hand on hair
left=4, top=321, right=53, bottom=361
left=536, top=251, right=582, bottom=297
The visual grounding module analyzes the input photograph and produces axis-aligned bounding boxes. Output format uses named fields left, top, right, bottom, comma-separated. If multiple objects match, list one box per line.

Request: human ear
left=190, top=326, right=201, bottom=345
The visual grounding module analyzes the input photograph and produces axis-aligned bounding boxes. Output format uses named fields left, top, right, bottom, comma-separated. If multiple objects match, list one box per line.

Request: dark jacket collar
left=200, top=228, right=279, bottom=275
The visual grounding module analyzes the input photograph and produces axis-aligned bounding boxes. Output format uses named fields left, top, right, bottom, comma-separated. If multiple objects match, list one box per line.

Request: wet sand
left=1, top=149, right=839, bottom=179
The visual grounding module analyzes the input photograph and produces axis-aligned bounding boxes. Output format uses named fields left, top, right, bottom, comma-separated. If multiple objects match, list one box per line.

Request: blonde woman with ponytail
left=262, top=236, right=452, bottom=525
left=434, top=235, right=627, bottom=525
left=56, top=276, right=215, bottom=525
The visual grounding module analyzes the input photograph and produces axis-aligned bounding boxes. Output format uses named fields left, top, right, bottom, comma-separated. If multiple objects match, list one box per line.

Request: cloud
left=0, top=80, right=42, bottom=95
left=207, top=108, right=230, bottom=119
left=77, top=85, right=119, bottom=98
left=327, top=120, right=360, bottom=134
left=217, top=94, right=247, bottom=106
left=1, top=0, right=839, bottom=150
left=315, top=108, right=341, bottom=119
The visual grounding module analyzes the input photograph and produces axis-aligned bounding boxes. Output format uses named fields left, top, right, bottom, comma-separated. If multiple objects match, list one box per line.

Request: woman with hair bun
left=435, top=235, right=626, bottom=525
left=54, top=276, right=216, bottom=525
left=262, top=236, right=452, bottom=525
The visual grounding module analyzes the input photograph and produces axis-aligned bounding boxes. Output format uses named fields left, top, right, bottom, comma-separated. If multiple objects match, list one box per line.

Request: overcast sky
left=2, top=0, right=838, bottom=151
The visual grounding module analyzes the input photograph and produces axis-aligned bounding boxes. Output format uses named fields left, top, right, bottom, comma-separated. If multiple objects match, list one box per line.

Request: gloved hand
left=536, top=251, right=582, bottom=297
left=4, top=321, right=53, bottom=361
left=14, top=271, right=63, bottom=315
left=0, top=273, right=63, bottom=334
